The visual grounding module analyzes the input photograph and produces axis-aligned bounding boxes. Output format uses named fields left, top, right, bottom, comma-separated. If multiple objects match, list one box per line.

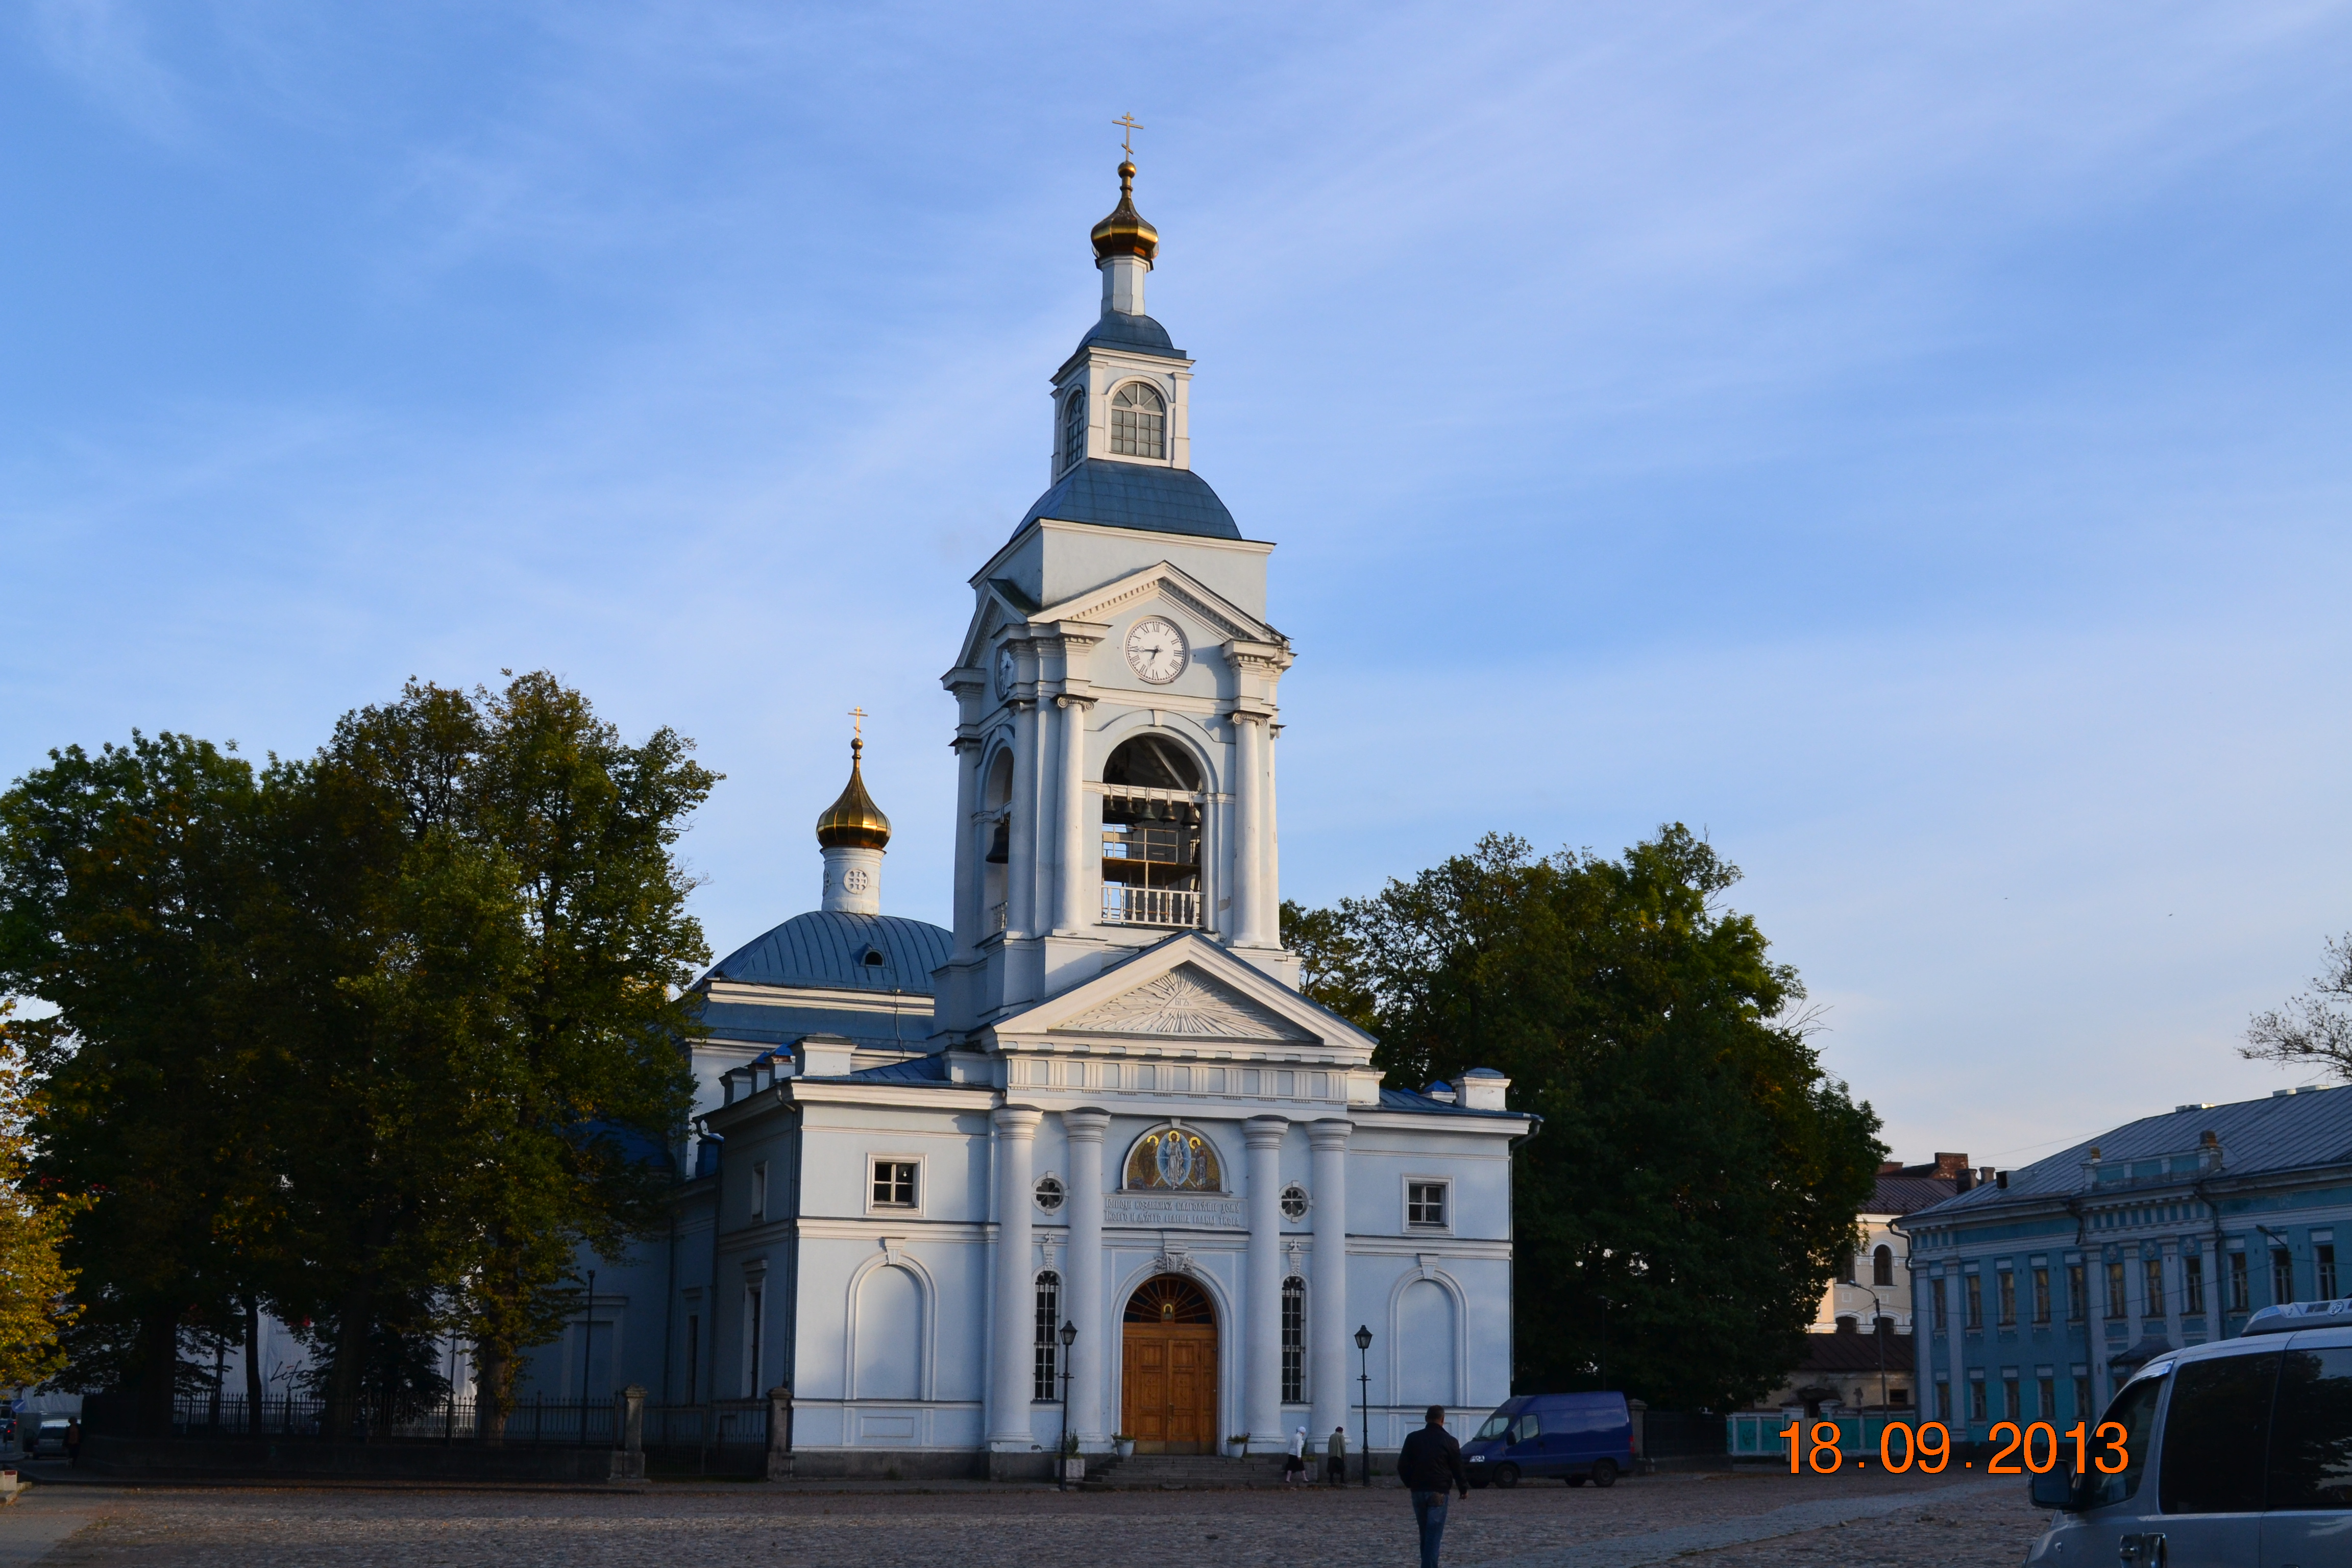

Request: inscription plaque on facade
left=1105, top=1193, right=1247, bottom=1229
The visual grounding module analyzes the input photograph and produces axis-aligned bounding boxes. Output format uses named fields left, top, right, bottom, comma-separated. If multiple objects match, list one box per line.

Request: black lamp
left=1354, top=1325, right=1374, bottom=1487
left=1056, top=1320, right=1080, bottom=1488
left=1060, top=1320, right=1078, bottom=1352
left=1354, top=1325, right=1373, bottom=1352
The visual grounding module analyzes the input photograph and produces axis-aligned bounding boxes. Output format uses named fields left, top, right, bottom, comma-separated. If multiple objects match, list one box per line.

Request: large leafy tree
left=1285, top=827, right=1883, bottom=1410
left=0, top=1002, right=84, bottom=1389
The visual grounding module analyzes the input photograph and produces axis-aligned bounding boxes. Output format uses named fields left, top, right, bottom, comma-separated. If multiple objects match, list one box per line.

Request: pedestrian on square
left=1284, top=1426, right=1308, bottom=1487
left=63, top=1419, right=80, bottom=1468
left=1396, top=1406, right=1468, bottom=1568
left=1326, top=1425, right=1348, bottom=1485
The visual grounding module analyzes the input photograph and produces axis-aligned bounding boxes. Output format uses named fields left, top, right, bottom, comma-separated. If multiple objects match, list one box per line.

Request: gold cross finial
left=1113, top=113, right=1143, bottom=160
left=848, top=706, right=867, bottom=740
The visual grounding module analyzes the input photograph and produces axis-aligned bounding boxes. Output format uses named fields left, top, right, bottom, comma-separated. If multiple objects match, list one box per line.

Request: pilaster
left=1244, top=1115, right=1289, bottom=1449
left=989, top=1106, right=1045, bottom=1453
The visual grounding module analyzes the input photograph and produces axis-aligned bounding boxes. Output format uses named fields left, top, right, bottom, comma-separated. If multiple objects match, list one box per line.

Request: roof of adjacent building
left=1076, top=310, right=1182, bottom=359
left=704, top=910, right=953, bottom=994
left=1909, top=1085, right=2352, bottom=1224
left=1870, top=1174, right=1962, bottom=1215
left=1019, top=458, right=1240, bottom=541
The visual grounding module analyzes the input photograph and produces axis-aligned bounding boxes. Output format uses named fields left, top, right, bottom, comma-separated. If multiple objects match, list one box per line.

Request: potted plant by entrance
left=1114, top=1434, right=1136, bottom=1459
left=1227, top=1432, right=1251, bottom=1458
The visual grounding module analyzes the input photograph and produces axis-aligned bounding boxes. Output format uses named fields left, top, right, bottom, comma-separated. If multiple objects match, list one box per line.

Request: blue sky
left=6, top=2, right=2351, bottom=1169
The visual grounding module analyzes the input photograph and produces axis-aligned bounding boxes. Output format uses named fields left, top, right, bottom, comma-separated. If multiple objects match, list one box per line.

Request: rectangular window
left=2275, top=1248, right=2296, bottom=1305
left=743, top=1283, right=764, bottom=1398
left=1969, top=1377, right=1988, bottom=1423
left=2073, top=1375, right=2092, bottom=1419
left=2038, top=1376, right=2055, bottom=1418
left=2143, top=1258, right=2165, bottom=1317
left=872, top=1159, right=918, bottom=1209
left=750, top=1161, right=768, bottom=1223
left=2230, top=1250, right=2250, bottom=1312
left=1934, top=1381, right=1951, bottom=1420
left=1964, top=1275, right=1982, bottom=1331
left=1033, top=1271, right=1062, bottom=1401
left=2031, top=1267, right=2051, bottom=1324
left=2067, top=1263, right=2087, bottom=1321
left=1281, top=1277, right=1306, bottom=1404
left=2107, top=1261, right=2127, bottom=1320
left=1407, top=1181, right=1449, bottom=1229
left=1931, top=1279, right=1948, bottom=1334
left=1997, top=1270, right=2016, bottom=1327
left=2003, top=1374, right=2021, bottom=1419
left=2184, top=1254, right=2206, bottom=1315
left=684, top=1315, right=700, bottom=1406
left=2321, top=1244, right=2339, bottom=1301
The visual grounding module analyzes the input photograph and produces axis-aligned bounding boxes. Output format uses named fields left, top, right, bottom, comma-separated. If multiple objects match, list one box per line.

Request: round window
left=1280, top=1182, right=1310, bottom=1221
left=1035, top=1174, right=1066, bottom=1213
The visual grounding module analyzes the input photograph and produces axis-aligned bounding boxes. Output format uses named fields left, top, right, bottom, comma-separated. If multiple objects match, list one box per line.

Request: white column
left=1232, top=714, right=1267, bottom=946
left=1245, top=1116, right=1288, bottom=1448
left=1308, top=1119, right=1352, bottom=1443
left=990, top=1106, right=1044, bottom=1451
left=1006, top=698, right=1038, bottom=940
left=1065, top=1109, right=1111, bottom=1448
left=951, top=738, right=983, bottom=960
left=1264, top=723, right=1281, bottom=942
left=1054, top=696, right=1092, bottom=935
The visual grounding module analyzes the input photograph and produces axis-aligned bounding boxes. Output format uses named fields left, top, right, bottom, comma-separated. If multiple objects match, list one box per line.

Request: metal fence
left=164, top=1393, right=771, bottom=1452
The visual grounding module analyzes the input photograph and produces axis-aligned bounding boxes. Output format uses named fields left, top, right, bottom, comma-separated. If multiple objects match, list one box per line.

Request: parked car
left=1463, top=1391, right=1634, bottom=1488
left=29, top=1420, right=68, bottom=1457
left=2027, top=1298, right=2352, bottom=1565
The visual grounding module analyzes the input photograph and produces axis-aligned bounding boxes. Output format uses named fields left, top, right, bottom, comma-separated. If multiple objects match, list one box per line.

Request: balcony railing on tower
left=1101, top=885, right=1204, bottom=928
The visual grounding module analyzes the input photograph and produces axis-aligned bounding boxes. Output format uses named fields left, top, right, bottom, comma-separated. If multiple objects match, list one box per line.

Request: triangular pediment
left=1054, top=962, right=1312, bottom=1041
left=1035, top=560, right=1276, bottom=646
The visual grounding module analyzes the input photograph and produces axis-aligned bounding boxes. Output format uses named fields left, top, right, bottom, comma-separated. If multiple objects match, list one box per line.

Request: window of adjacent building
left=742, top=1283, right=765, bottom=1398
left=2158, top=1352, right=2278, bottom=1515
left=2031, top=1266, right=2051, bottom=1324
left=1872, top=1245, right=1894, bottom=1287
left=1968, top=1376, right=1988, bottom=1423
left=684, top=1314, right=700, bottom=1406
left=2081, top=1373, right=2165, bottom=1509
left=1034, top=1174, right=1065, bottom=1214
left=2184, top=1254, right=2206, bottom=1315
left=2107, top=1262, right=2127, bottom=1320
left=2270, top=1346, right=2352, bottom=1508
left=1934, top=1380, right=1951, bottom=1420
left=2144, top=1258, right=2165, bottom=1317
left=2003, top=1373, right=2021, bottom=1419
left=1840, top=1251, right=1855, bottom=1286
left=1033, top=1271, right=1062, bottom=1401
left=1281, top=1277, right=1306, bottom=1404
left=1997, top=1270, right=2017, bottom=1327
left=750, top=1161, right=768, bottom=1223
left=872, top=1159, right=919, bottom=1210
left=2321, top=1243, right=2339, bottom=1301
left=1931, top=1280, right=1948, bottom=1334
left=2038, top=1375, right=2056, bottom=1418
left=1407, top=1181, right=1450, bottom=1230
left=2230, top=1250, right=2250, bottom=1312
left=1280, top=1183, right=1310, bottom=1222
left=1061, top=390, right=1087, bottom=473
left=2074, top=1374, right=2092, bottom=1418
left=1109, top=382, right=1166, bottom=458
left=2275, top=1248, right=2296, bottom=1305
left=2067, top=1263, right=2087, bottom=1321
left=1964, top=1274, right=1983, bottom=1331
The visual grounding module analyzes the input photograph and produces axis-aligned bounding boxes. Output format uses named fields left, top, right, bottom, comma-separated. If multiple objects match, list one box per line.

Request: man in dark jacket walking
left=1395, top=1406, right=1469, bottom=1568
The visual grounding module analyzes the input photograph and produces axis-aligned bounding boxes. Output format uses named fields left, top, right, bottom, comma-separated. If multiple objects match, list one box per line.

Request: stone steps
left=1081, top=1453, right=1296, bottom=1490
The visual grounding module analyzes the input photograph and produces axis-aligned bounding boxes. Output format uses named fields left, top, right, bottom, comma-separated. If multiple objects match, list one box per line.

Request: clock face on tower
left=994, top=646, right=1017, bottom=700
left=1124, top=617, right=1189, bottom=684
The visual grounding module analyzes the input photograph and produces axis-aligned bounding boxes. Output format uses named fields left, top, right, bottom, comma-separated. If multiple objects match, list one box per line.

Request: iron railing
left=163, top=1393, right=770, bottom=1451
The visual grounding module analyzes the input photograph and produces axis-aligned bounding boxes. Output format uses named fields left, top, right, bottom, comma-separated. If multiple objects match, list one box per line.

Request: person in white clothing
left=1285, top=1427, right=1309, bottom=1487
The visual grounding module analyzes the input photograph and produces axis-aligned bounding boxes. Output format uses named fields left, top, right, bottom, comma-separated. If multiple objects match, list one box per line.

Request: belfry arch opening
left=1121, top=1275, right=1218, bottom=1454
left=982, top=748, right=1014, bottom=927
left=1101, top=734, right=1205, bottom=931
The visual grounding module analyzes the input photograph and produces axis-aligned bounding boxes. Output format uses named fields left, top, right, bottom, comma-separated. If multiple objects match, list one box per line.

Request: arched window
left=1123, top=1125, right=1224, bottom=1192
left=1033, top=1270, right=1063, bottom=1401
left=1873, top=1244, right=1895, bottom=1286
left=1061, top=391, right=1087, bottom=473
left=1101, top=735, right=1205, bottom=929
left=1281, top=1277, right=1306, bottom=1403
left=1110, top=382, right=1166, bottom=459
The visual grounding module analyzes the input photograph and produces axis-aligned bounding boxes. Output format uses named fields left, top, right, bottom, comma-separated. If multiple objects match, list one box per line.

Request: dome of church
left=1018, top=458, right=1240, bottom=541
left=814, top=738, right=891, bottom=849
left=704, top=909, right=952, bottom=994
left=1090, top=159, right=1159, bottom=263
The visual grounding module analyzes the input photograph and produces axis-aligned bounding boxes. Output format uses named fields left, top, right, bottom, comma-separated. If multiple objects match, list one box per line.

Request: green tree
left=0, top=1002, right=85, bottom=1389
left=1285, top=827, right=1883, bottom=1410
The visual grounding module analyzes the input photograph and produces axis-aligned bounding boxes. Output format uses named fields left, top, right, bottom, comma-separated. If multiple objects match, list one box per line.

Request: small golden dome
left=815, top=738, right=891, bottom=850
left=1090, top=159, right=1159, bottom=264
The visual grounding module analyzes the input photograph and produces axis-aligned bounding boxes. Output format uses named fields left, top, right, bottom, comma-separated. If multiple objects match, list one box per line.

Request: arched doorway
left=1121, top=1275, right=1218, bottom=1453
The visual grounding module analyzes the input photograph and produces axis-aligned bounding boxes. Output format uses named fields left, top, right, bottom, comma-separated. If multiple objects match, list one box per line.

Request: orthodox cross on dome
left=848, top=706, right=867, bottom=754
left=1113, top=112, right=1143, bottom=159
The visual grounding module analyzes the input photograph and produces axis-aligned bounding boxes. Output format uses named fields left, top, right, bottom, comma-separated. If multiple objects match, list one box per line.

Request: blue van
left=1463, top=1392, right=1635, bottom=1487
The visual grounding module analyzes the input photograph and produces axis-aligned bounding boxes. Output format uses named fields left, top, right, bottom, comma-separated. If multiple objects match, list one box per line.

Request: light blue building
left=1894, top=1085, right=2352, bottom=1440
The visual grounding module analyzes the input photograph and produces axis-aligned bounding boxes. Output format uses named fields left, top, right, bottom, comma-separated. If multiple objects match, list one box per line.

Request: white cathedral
left=557, top=157, right=1531, bottom=1478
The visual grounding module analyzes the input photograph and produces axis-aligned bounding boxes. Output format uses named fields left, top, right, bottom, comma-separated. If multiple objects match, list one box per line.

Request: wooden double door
left=1121, top=1276, right=1219, bottom=1454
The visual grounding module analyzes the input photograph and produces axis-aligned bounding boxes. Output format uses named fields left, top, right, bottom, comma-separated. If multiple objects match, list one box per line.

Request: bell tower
left=933, top=151, right=1296, bottom=1039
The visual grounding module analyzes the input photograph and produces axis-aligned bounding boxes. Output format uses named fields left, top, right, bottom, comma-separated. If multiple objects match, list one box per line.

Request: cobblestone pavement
left=2, top=1469, right=2049, bottom=1566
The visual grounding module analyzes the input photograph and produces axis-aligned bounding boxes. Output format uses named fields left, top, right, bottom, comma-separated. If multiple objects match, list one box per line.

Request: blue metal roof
left=1911, top=1085, right=2352, bottom=1223
left=1377, top=1086, right=1525, bottom=1119
left=840, top=1054, right=958, bottom=1085
left=1019, top=459, right=1240, bottom=541
left=705, top=911, right=952, bottom=994
left=1075, top=310, right=1183, bottom=359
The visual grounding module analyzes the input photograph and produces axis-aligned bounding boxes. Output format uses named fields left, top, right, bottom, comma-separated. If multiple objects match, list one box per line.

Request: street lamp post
left=577, top=1268, right=597, bottom=1446
left=1057, top=1320, right=1079, bottom=1489
left=1354, top=1325, right=1374, bottom=1488
left=1866, top=1287, right=1890, bottom=1412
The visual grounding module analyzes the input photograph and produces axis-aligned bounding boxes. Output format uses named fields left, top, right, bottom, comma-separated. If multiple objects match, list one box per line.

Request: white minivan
left=2028, top=1300, right=2352, bottom=1566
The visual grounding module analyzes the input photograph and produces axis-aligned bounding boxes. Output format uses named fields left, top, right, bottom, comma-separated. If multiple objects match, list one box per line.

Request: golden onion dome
left=815, top=738, right=892, bottom=850
left=1090, top=159, right=1159, bottom=264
